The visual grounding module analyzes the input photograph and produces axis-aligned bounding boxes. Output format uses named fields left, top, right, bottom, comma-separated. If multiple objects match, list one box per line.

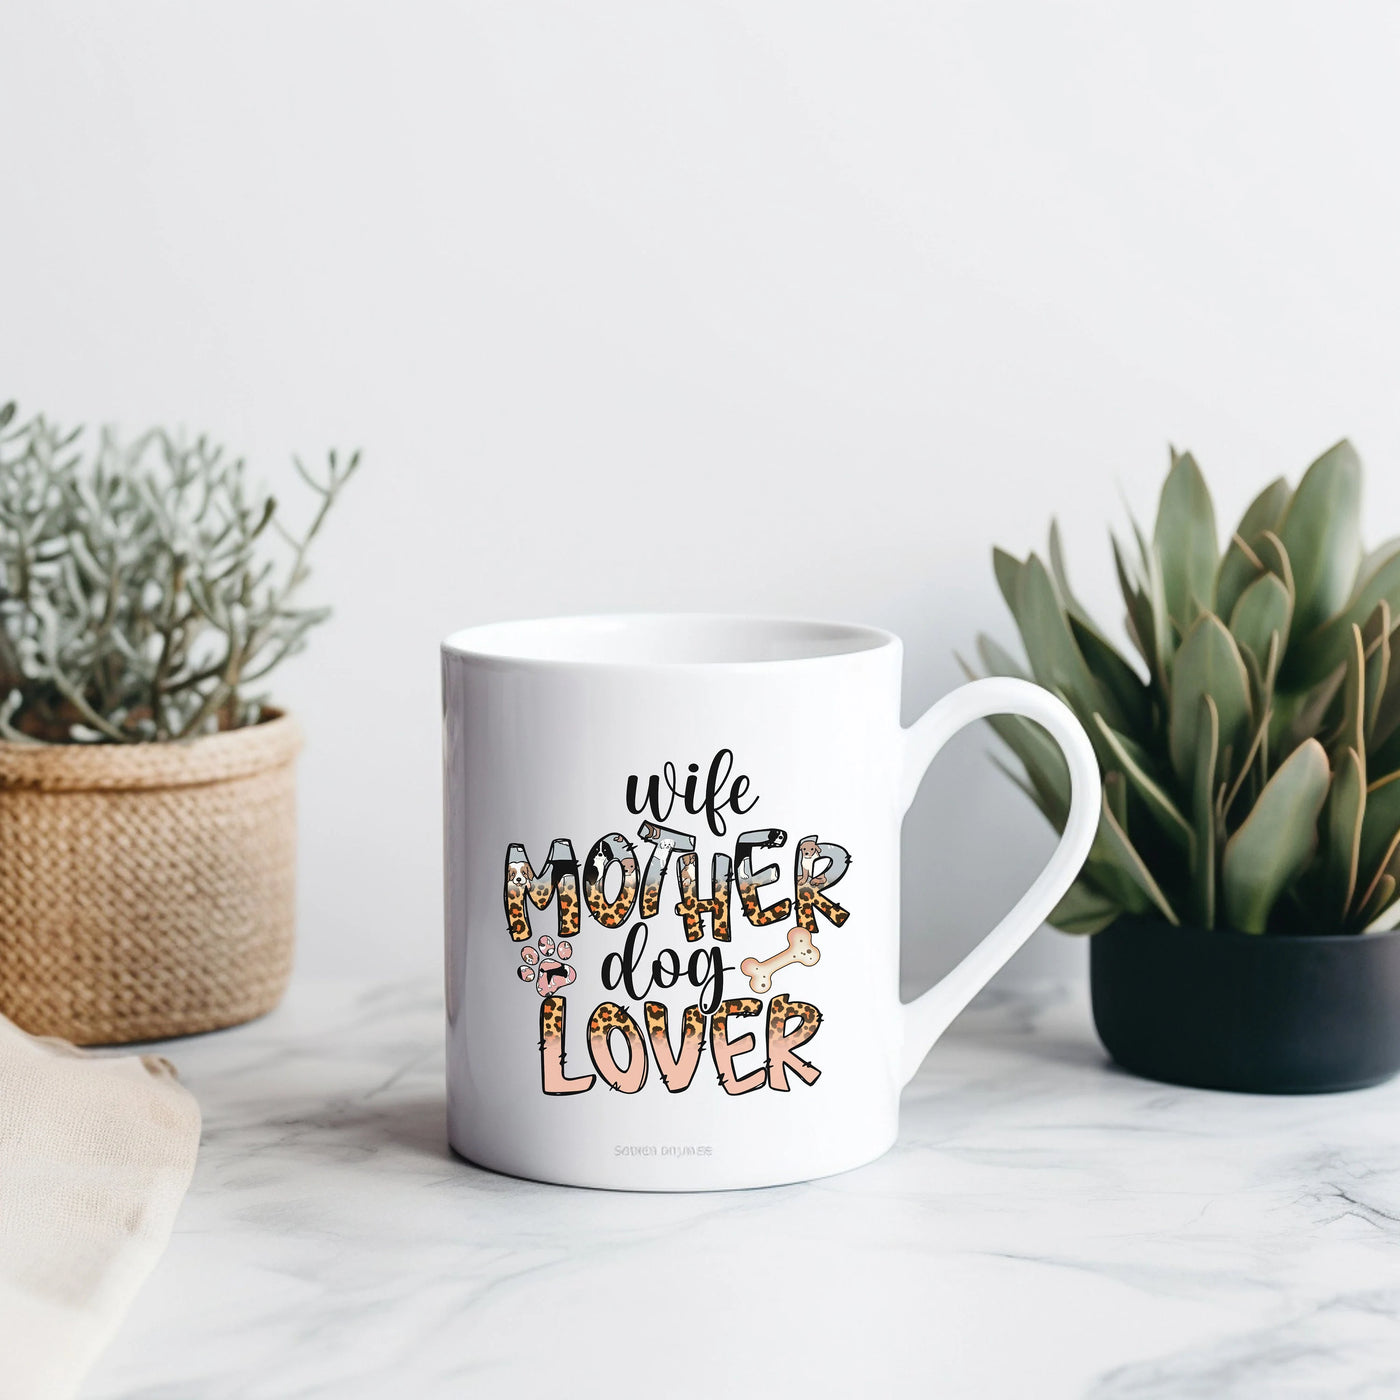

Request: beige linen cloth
left=0, top=1013, right=200, bottom=1400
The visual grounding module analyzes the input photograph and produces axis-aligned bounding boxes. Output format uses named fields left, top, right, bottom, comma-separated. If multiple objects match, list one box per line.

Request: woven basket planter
left=0, top=713, right=302, bottom=1045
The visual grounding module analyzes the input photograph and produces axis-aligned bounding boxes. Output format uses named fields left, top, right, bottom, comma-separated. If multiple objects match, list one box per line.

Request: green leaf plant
left=0, top=398, right=360, bottom=743
left=969, top=442, right=1400, bottom=935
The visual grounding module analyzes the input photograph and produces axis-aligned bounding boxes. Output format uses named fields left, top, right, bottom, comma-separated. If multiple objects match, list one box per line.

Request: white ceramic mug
left=442, top=615, right=1098, bottom=1190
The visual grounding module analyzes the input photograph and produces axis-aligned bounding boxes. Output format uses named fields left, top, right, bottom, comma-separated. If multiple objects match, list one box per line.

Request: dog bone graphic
left=739, top=927, right=820, bottom=994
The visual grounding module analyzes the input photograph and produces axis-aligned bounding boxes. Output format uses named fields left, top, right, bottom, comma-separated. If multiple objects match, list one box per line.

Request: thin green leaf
left=1229, top=571, right=1292, bottom=672
left=1323, top=747, right=1366, bottom=924
left=1095, top=789, right=1180, bottom=925
left=1216, top=477, right=1292, bottom=621
left=1255, top=530, right=1296, bottom=600
left=1354, top=826, right=1400, bottom=929
left=987, top=714, right=1072, bottom=830
left=1093, top=714, right=1194, bottom=852
left=1047, top=519, right=1079, bottom=611
left=1358, top=769, right=1400, bottom=902
left=1104, top=768, right=1130, bottom=830
left=1190, top=694, right=1219, bottom=928
left=993, top=547, right=1024, bottom=621
left=1132, top=517, right=1175, bottom=674
left=1292, top=543, right=1400, bottom=685
left=1357, top=874, right=1398, bottom=932
left=1069, top=615, right=1151, bottom=733
left=1113, top=533, right=1159, bottom=680
left=991, top=755, right=1052, bottom=820
left=1334, top=625, right=1368, bottom=768
left=975, top=633, right=1029, bottom=681
left=1017, top=553, right=1121, bottom=728
left=1046, top=520, right=1147, bottom=715
left=1363, top=602, right=1391, bottom=746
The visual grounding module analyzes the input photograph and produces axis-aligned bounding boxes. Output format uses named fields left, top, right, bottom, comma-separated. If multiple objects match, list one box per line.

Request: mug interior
left=441, top=614, right=894, bottom=667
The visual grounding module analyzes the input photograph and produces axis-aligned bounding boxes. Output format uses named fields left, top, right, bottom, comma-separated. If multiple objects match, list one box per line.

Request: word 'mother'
left=504, top=824, right=851, bottom=945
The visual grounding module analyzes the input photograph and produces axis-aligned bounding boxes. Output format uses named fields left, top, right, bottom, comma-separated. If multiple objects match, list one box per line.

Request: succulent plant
left=0, top=398, right=360, bottom=743
left=974, top=440, right=1400, bottom=936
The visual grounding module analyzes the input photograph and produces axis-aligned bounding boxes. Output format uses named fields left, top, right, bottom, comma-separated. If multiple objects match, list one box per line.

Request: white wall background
left=4, top=3, right=1400, bottom=994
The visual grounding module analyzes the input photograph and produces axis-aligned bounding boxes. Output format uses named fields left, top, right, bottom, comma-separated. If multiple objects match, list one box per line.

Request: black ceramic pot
left=1090, top=917, right=1400, bottom=1093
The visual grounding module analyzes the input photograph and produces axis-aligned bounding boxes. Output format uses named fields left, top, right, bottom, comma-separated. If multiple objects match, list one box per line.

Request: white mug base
left=446, top=1126, right=900, bottom=1193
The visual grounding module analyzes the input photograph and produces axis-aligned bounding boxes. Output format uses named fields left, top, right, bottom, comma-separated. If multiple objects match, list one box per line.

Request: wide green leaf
left=1323, top=747, right=1366, bottom=924
left=1216, top=477, right=1291, bottom=621
left=1048, top=879, right=1121, bottom=935
left=1154, top=450, right=1218, bottom=632
left=1277, top=439, right=1363, bottom=638
left=1093, top=714, right=1193, bottom=852
left=1221, top=738, right=1331, bottom=933
left=1190, top=694, right=1219, bottom=928
left=1168, top=614, right=1252, bottom=787
left=1229, top=570, right=1292, bottom=672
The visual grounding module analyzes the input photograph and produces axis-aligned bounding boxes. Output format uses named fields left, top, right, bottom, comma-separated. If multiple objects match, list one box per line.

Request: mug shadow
left=238, top=1088, right=456, bottom=1168
left=345, top=1091, right=452, bottom=1161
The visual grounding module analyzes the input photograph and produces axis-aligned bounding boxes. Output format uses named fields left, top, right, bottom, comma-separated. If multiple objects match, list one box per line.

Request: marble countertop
left=83, top=976, right=1400, bottom=1400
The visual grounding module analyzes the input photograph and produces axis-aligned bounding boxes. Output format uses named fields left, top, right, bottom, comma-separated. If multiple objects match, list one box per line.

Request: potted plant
left=0, top=399, right=358, bottom=1044
left=974, top=440, right=1400, bottom=1092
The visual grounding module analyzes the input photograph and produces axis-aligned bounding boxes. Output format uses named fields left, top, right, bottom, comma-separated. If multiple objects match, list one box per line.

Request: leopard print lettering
left=674, top=852, right=733, bottom=941
left=583, top=833, right=640, bottom=929
left=644, top=1001, right=705, bottom=1092
left=766, top=993, right=822, bottom=1090
left=709, top=996, right=766, bottom=1095
left=503, top=840, right=581, bottom=941
left=735, top=828, right=791, bottom=928
left=587, top=1001, right=648, bottom=1092
left=505, top=859, right=533, bottom=942
left=795, top=835, right=851, bottom=934
left=539, top=994, right=594, bottom=1095
left=637, top=822, right=695, bottom=918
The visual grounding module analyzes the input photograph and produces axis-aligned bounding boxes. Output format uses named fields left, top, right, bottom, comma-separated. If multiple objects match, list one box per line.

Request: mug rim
left=441, top=612, right=899, bottom=670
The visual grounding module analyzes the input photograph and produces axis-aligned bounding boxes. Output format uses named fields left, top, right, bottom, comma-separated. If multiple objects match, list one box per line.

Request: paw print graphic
left=516, top=933, right=576, bottom=997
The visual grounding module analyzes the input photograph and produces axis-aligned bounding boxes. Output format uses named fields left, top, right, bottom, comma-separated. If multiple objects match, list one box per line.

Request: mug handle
left=898, top=676, right=1100, bottom=1085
